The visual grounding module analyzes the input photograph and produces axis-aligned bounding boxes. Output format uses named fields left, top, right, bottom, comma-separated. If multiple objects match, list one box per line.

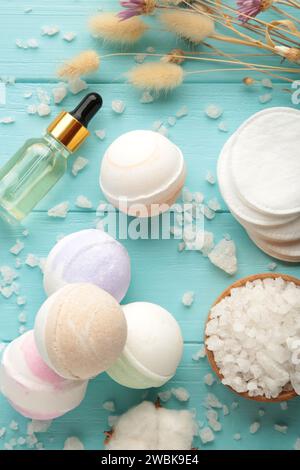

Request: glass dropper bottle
left=0, top=92, right=102, bottom=224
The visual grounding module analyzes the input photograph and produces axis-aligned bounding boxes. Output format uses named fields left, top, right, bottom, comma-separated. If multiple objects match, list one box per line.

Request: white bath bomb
left=34, top=283, right=127, bottom=380
left=100, top=130, right=186, bottom=217
left=107, top=302, right=183, bottom=388
left=0, top=331, right=88, bottom=419
left=43, top=229, right=131, bottom=302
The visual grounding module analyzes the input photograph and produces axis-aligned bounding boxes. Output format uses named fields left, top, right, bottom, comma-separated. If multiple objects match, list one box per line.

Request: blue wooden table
left=1, top=0, right=300, bottom=451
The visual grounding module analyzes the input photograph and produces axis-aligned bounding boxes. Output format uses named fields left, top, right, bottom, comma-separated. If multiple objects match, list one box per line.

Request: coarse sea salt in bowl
left=205, top=273, right=300, bottom=402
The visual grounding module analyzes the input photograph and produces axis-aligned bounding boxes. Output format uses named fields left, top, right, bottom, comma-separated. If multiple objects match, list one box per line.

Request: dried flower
left=159, top=10, right=215, bottom=44
left=127, top=61, right=184, bottom=91
left=161, top=48, right=185, bottom=64
left=274, top=45, right=300, bottom=64
left=118, top=0, right=156, bottom=20
left=237, top=0, right=273, bottom=23
left=57, top=50, right=100, bottom=79
left=89, top=13, right=148, bottom=44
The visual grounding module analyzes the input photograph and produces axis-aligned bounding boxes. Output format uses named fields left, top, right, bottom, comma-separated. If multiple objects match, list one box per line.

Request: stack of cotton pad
left=218, top=107, right=300, bottom=262
left=100, top=130, right=186, bottom=217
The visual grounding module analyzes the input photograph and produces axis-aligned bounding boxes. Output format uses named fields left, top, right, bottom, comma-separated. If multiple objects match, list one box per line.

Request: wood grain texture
left=0, top=0, right=300, bottom=451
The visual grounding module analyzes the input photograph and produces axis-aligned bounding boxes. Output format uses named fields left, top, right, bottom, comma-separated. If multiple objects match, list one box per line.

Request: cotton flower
left=127, top=62, right=184, bottom=92
left=118, top=0, right=156, bottom=20
left=274, top=45, right=300, bottom=64
left=159, top=10, right=215, bottom=44
left=89, top=13, right=148, bottom=44
left=237, top=0, right=273, bottom=23
left=57, top=50, right=100, bottom=79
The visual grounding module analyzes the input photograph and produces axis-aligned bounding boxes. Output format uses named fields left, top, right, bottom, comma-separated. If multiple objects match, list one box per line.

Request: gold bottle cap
left=47, top=111, right=90, bottom=153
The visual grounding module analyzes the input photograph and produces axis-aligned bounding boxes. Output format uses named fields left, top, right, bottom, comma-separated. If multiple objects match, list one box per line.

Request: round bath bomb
left=107, top=302, right=183, bottom=389
left=34, top=283, right=127, bottom=380
left=230, top=107, right=300, bottom=215
left=43, top=229, right=131, bottom=302
left=0, top=331, right=88, bottom=419
left=100, top=130, right=186, bottom=217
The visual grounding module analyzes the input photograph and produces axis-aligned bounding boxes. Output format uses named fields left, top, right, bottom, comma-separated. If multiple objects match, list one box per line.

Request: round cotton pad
left=100, top=130, right=186, bottom=217
left=34, top=283, right=127, bottom=380
left=247, top=215, right=300, bottom=244
left=217, top=134, right=297, bottom=227
left=43, top=229, right=131, bottom=302
left=247, top=231, right=300, bottom=262
left=230, top=107, right=300, bottom=216
left=107, top=302, right=183, bottom=389
left=0, top=331, right=88, bottom=419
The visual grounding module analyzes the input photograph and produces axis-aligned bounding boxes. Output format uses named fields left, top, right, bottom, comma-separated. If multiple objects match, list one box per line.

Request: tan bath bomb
left=34, top=283, right=127, bottom=380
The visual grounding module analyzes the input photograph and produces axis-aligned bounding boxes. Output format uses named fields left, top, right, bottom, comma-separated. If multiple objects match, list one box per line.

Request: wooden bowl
left=205, top=273, right=300, bottom=402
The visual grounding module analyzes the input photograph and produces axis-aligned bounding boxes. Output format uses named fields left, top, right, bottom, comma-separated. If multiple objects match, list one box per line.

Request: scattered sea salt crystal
left=63, top=32, right=76, bottom=42
left=268, top=262, right=277, bottom=271
left=182, top=188, right=193, bottom=203
left=24, top=7, right=32, bottom=13
left=192, top=346, right=206, bottom=361
left=9, top=420, right=19, bottom=431
left=23, top=91, right=33, bottom=99
left=193, top=192, right=204, bottom=204
left=294, top=437, right=300, bottom=450
left=27, top=416, right=51, bottom=433
left=102, top=401, right=116, bottom=412
left=95, top=129, right=106, bottom=140
left=167, top=116, right=176, bottom=127
left=218, top=121, right=229, bottom=132
left=274, top=424, right=288, bottom=434
left=199, top=427, right=215, bottom=444
left=259, top=93, right=272, bottom=104
left=135, top=53, right=146, bottom=63
left=171, top=387, right=190, bottom=402
left=17, top=296, right=26, bottom=306
left=112, top=100, right=126, bottom=114
left=201, top=205, right=215, bottom=220
left=1, top=265, right=18, bottom=284
left=182, top=291, right=195, bottom=307
left=4, top=443, right=13, bottom=450
left=157, top=125, right=168, bottom=137
left=205, top=104, right=223, bottom=119
left=27, top=38, right=39, bottom=48
left=233, top=433, right=241, bottom=441
left=205, top=171, right=216, bottom=185
left=72, top=156, right=88, bottom=176
left=249, top=422, right=260, bottom=434
left=222, top=405, right=229, bottom=416
left=10, top=240, right=24, bottom=255
left=16, top=39, right=28, bottom=49
left=52, top=84, right=67, bottom=104
left=205, top=393, right=223, bottom=409
left=64, top=436, right=84, bottom=450
left=146, top=46, right=155, bottom=53
left=204, top=373, right=215, bottom=386
left=41, top=25, right=60, bottom=36
left=231, top=402, right=239, bottom=410
left=280, top=402, right=288, bottom=410
left=178, top=241, right=185, bottom=252
left=17, top=437, right=26, bottom=445
left=158, top=390, right=172, bottom=402
left=176, top=106, right=188, bottom=118
left=27, top=105, right=37, bottom=115
left=25, top=254, right=39, bottom=268
left=261, top=78, right=273, bottom=89
left=68, top=78, right=88, bottom=95
left=37, top=103, right=51, bottom=117
left=140, top=91, right=154, bottom=104
left=208, top=239, right=237, bottom=275
left=48, top=201, right=69, bottom=218
left=26, top=434, right=38, bottom=447
left=19, top=325, right=27, bottom=334
left=1, top=286, right=14, bottom=299
left=0, top=117, right=15, bottom=124
left=258, top=408, right=265, bottom=417
left=208, top=198, right=221, bottom=211
left=0, top=428, right=6, bottom=438
left=18, top=312, right=27, bottom=323
left=76, top=195, right=93, bottom=209
left=37, top=88, right=50, bottom=104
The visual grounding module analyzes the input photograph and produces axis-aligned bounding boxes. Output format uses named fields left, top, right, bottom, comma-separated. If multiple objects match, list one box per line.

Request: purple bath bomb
left=43, top=229, right=131, bottom=302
